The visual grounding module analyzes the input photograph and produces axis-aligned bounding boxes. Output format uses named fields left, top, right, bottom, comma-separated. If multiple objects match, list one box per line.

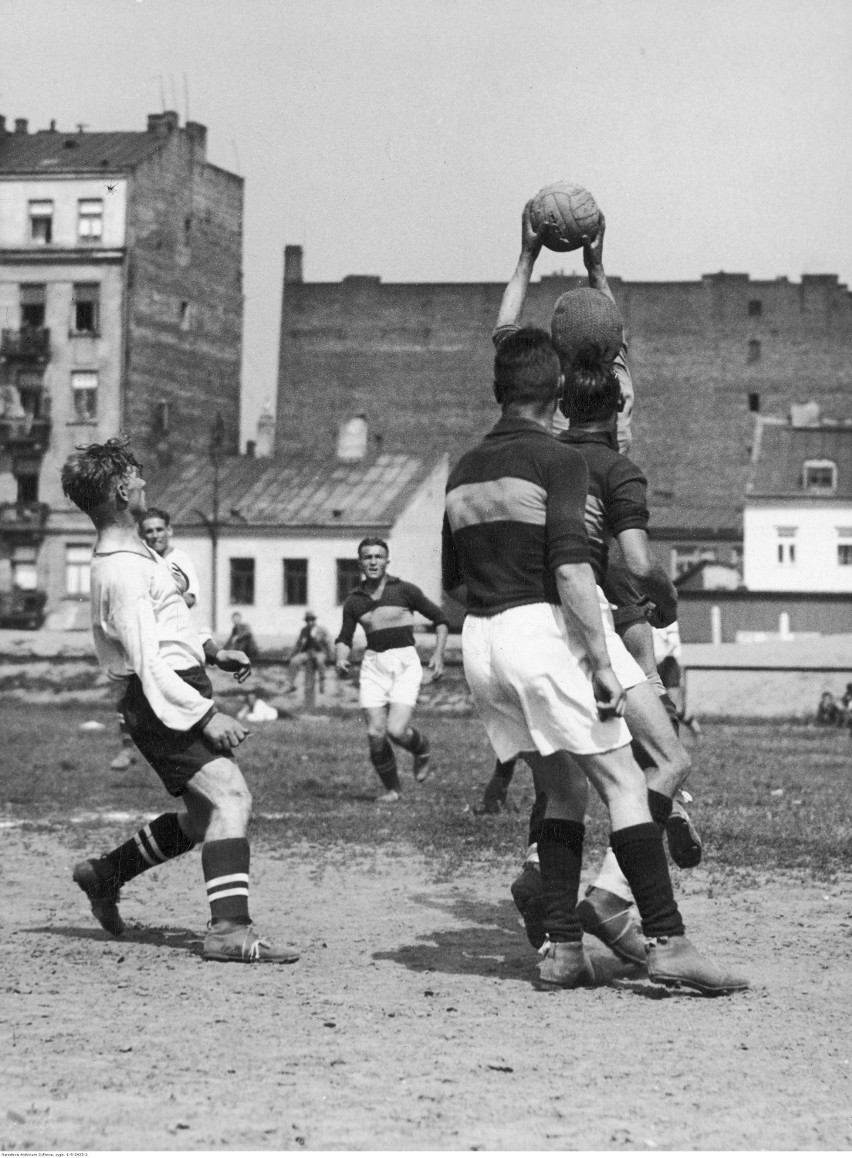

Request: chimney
left=245, top=440, right=256, bottom=459
left=255, top=401, right=275, bottom=458
left=14, top=118, right=28, bottom=135
left=337, top=413, right=368, bottom=462
left=284, top=245, right=304, bottom=285
left=147, top=110, right=179, bottom=136
left=0, top=115, right=7, bottom=135
left=185, top=120, right=207, bottom=161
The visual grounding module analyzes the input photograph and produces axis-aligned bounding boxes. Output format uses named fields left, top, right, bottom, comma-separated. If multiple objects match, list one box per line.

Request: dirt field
left=2, top=819, right=851, bottom=1151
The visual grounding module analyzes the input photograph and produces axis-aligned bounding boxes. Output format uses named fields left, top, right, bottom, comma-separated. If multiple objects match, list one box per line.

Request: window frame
left=65, top=543, right=92, bottom=597
left=71, top=283, right=101, bottom=336
left=28, top=200, right=53, bottom=245
left=336, top=558, right=362, bottom=604
left=802, top=459, right=837, bottom=495
left=77, top=198, right=104, bottom=243
left=70, top=370, right=98, bottom=423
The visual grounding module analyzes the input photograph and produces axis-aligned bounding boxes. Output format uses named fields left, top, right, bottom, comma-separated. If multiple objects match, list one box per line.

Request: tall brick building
left=0, top=111, right=242, bottom=624
left=276, top=246, right=852, bottom=578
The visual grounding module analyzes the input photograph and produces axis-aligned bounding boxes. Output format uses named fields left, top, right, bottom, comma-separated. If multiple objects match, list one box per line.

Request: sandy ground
left=2, top=821, right=851, bottom=1152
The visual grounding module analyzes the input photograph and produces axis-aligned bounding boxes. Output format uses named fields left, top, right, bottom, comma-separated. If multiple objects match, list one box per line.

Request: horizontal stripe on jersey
left=443, top=416, right=590, bottom=616
left=336, top=575, right=448, bottom=650
left=562, top=427, right=649, bottom=587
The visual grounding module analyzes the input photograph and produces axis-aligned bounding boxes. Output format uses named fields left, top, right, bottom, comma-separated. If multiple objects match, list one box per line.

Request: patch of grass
left=2, top=706, right=851, bottom=877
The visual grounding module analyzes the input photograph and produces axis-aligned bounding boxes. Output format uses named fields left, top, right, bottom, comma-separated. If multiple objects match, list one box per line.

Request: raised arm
left=582, top=214, right=634, bottom=447
left=494, top=200, right=545, bottom=334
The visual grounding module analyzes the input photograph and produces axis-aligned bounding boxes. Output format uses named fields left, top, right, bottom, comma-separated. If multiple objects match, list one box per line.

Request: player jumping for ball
left=335, top=537, right=449, bottom=802
left=62, top=437, right=299, bottom=964
left=444, top=327, right=747, bottom=993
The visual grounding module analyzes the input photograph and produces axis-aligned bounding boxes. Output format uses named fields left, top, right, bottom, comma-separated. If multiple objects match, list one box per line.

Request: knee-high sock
left=202, top=837, right=251, bottom=925
left=391, top=726, right=428, bottom=755
left=95, top=813, right=195, bottom=890
left=369, top=737, right=400, bottom=791
left=538, top=818, right=585, bottom=943
left=610, top=823, right=684, bottom=938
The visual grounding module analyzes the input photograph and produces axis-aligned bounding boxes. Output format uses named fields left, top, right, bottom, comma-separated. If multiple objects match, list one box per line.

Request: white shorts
left=462, top=594, right=641, bottom=761
left=359, top=647, right=423, bottom=709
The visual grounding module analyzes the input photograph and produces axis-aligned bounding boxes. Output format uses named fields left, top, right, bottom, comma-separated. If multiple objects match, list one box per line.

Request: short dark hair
left=142, top=507, right=171, bottom=525
left=559, top=343, right=621, bottom=422
left=494, top=327, right=561, bottom=406
left=61, top=436, right=142, bottom=514
left=358, top=537, right=389, bottom=558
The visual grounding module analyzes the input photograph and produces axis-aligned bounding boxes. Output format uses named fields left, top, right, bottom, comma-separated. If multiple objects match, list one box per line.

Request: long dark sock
left=369, top=737, right=401, bottom=792
left=95, top=813, right=195, bottom=890
left=527, top=791, right=547, bottom=849
left=494, top=758, right=516, bottom=785
left=202, top=837, right=251, bottom=925
left=391, top=726, right=428, bottom=755
left=610, top=823, right=684, bottom=938
left=648, top=789, right=673, bottom=827
left=538, top=818, right=585, bottom=943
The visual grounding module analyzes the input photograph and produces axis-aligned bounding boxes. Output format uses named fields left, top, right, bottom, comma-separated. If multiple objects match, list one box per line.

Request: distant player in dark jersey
left=61, top=437, right=299, bottom=964
left=443, top=327, right=746, bottom=993
left=335, top=538, right=449, bottom=802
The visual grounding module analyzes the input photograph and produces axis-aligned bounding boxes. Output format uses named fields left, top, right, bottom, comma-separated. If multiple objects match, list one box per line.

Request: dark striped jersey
left=561, top=427, right=649, bottom=588
left=442, top=415, right=591, bottom=616
left=336, top=574, right=448, bottom=653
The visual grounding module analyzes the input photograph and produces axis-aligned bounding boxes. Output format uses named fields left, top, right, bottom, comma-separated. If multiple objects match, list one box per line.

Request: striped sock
left=202, top=838, right=251, bottom=925
left=96, top=813, right=195, bottom=890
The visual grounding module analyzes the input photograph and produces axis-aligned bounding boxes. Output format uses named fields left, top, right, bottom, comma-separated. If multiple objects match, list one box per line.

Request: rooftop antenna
left=158, top=74, right=166, bottom=111
left=169, top=73, right=178, bottom=114
left=75, top=122, right=88, bottom=134
left=183, top=72, right=190, bottom=122
left=231, top=139, right=241, bottom=174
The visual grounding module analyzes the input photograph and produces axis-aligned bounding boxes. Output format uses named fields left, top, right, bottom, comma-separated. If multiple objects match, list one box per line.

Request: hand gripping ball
left=529, top=181, right=601, bottom=252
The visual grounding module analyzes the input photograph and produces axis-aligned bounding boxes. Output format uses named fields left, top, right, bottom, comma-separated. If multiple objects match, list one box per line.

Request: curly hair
left=61, top=436, right=142, bottom=514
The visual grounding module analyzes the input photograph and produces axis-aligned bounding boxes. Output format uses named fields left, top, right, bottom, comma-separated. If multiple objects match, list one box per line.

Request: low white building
left=743, top=405, right=852, bottom=592
left=152, top=435, right=449, bottom=647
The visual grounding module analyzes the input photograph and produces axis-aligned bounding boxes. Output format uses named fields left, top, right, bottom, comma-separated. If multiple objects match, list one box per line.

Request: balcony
left=0, top=501, right=50, bottom=542
left=0, top=327, right=51, bottom=363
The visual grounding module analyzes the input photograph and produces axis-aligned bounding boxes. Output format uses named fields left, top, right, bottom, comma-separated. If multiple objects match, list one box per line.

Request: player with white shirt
left=61, top=436, right=298, bottom=964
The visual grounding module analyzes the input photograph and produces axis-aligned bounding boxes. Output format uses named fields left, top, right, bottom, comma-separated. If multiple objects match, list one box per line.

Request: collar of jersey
left=487, top=415, right=555, bottom=438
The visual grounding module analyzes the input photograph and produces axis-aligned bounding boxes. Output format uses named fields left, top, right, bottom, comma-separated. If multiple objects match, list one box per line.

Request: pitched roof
left=747, top=419, right=852, bottom=500
left=148, top=451, right=445, bottom=531
left=0, top=129, right=167, bottom=175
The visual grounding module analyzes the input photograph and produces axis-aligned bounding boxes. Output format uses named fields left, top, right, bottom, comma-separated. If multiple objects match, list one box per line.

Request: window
left=283, top=558, right=308, bottom=605
left=229, top=558, right=255, bottom=605
left=747, top=338, right=761, bottom=364
left=671, top=546, right=717, bottom=578
left=65, top=544, right=92, bottom=597
left=20, top=283, right=46, bottom=328
left=336, top=559, right=362, bottom=603
left=12, top=545, right=38, bottom=591
left=78, top=199, right=103, bottom=242
left=16, top=371, right=45, bottom=419
left=748, top=392, right=760, bottom=413
left=748, top=299, right=762, bottom=317
left=72, top=283, right=100, bottom=335
left=71, top=371, right=98, bottom=421
left=839, top=545, right=852, bottom=566
left=802, top=459, right=837, bottom=494
left=776, top=526, right=797, bottom=565
left=16, top=474, right=38, bottom=503
left=28, top=200, right=53, bottom=245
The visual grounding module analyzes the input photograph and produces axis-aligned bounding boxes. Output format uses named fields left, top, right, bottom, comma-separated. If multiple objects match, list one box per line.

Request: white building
left=151, top=436, right=449, bottom=647
left=743, top=405, right=852, bottom=592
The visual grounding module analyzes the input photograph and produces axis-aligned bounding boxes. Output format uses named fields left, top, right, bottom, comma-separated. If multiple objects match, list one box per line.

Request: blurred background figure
left=286, top=610, right=333, bottom=695
left=653, top=621, right=701, bottom=737
left=225, top=612, right=259, bottom=663
left=237, top=689, right=278, bottom=723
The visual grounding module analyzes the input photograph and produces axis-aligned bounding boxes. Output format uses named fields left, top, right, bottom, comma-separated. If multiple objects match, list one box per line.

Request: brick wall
left=124, top=130, right=243, bottom=465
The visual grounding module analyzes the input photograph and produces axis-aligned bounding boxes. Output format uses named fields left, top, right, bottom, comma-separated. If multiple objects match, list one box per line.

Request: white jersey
left=90, top=544, right=214, bottom=732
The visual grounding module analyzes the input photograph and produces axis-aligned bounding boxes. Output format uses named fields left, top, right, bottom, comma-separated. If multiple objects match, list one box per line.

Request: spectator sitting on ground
left=237, top=690, right=278, bottom=723
left=815, top=691, right=840, bottom=726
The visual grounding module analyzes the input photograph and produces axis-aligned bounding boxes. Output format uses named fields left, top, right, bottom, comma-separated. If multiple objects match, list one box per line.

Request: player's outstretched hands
left=428, top=653, right=445, bottom=682
left=214, top=648, right=252, bottom=684
left=203, top=711, right=248, bottom=752
left=581, top=212, right=606, bottom=274
left=592, top=665, right=626, bottom=720
left=521, top=199, right=545, bottom=258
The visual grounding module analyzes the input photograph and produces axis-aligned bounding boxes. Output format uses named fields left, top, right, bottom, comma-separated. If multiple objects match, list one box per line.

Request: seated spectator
left=286, top=611, right=333, bottom=693
left=225, top=611, right=259, bottom=663
left=237, top=690, right=278, bottom=723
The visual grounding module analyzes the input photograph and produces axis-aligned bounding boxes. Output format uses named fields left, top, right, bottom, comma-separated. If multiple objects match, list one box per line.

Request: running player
left=62, top=437, right=299, bottom=964
left=443, top=328, right=747, bottom=993
left=335, top=538, right=449, bottom=802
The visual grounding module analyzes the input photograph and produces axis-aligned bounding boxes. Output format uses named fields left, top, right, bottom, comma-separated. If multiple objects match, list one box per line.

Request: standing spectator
left=286, top=611, right=333, bottom=694
left=225, top=611, right=259, bottom=663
